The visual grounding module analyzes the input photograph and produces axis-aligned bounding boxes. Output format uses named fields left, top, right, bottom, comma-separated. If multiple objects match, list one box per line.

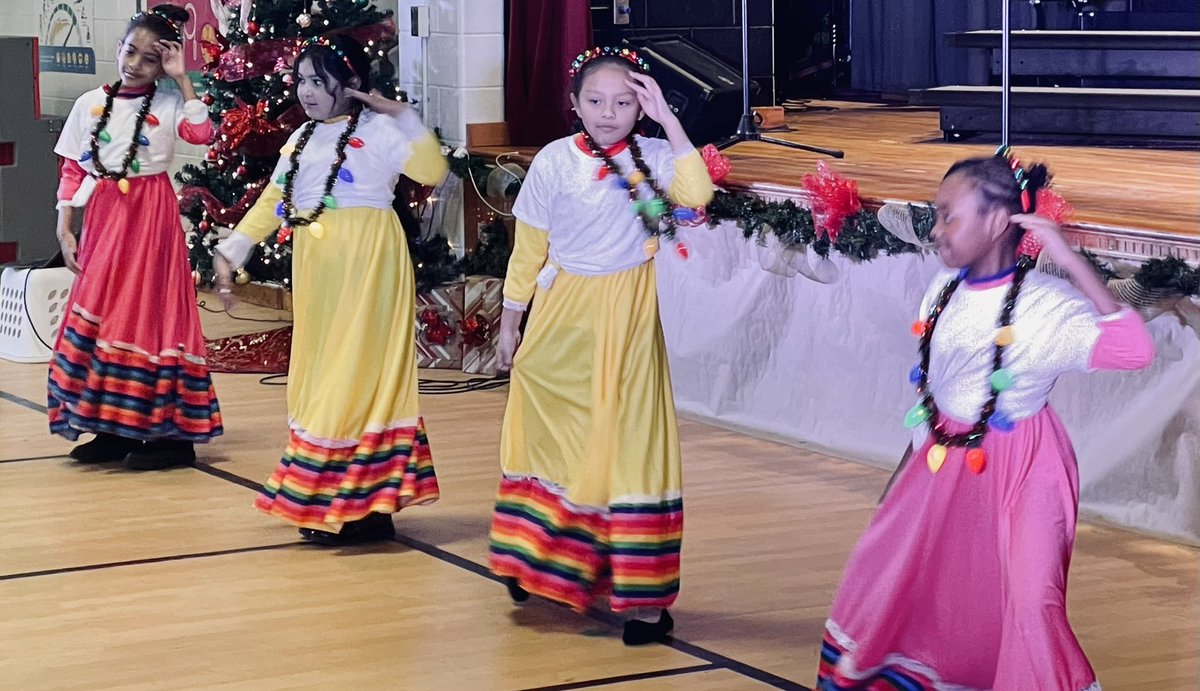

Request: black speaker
left=623, top=36, right=752, bottom=147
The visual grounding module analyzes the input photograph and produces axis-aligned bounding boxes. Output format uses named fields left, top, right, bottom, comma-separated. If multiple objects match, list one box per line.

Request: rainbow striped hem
left=488, top=474, right=682, bottom=613
left=255, top=417, right=439, bottom=530
left=48, top=308, right=222, bottom=442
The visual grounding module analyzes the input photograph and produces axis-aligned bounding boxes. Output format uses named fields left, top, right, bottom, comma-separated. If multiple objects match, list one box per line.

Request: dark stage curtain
left=504, top=0, right=593, bottom=146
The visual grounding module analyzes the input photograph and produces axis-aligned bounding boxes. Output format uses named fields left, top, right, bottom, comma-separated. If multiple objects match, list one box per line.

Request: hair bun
left=1023, top=162, right=1049, bottom=194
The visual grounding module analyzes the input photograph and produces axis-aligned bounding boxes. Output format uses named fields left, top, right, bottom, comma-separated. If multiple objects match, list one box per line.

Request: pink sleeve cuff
left=56, top=157, right=86, bottom=201
left=1088, top=308, right=1155, bottom=371
left=179, top=118, right=215, bottom=145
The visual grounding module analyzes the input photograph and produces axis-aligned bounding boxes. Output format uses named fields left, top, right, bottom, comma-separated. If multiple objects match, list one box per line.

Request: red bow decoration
left=802, top=161, right=862, bottom=242
left=418, top=308, right=454, bottom=346
left=217, top=102, right=307, bottom=157
left=459, top=315, right=492, bottom=348
left=700, top=144, right=732, bottom=185
left=1017, top=188, right=1074, bottom=260
left=179, top=181, right=269, bottom=227
left=1034, top=187, right=1074, bottom=224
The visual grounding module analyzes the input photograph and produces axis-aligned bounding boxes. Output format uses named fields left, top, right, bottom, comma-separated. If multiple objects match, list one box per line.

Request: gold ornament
left=235, top=269, right=251, bottom=285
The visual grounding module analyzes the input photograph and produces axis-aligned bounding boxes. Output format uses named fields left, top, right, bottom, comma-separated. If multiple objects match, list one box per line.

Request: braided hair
left=943, top=155, right=1050, bottom=216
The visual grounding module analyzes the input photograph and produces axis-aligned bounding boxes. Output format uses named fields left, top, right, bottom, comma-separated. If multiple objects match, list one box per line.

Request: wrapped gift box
left=461, top=275, right=502, bottom=376
left=415, top=281, right=464, bottom=369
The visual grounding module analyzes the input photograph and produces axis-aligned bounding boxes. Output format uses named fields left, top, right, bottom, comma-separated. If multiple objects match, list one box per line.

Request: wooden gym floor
left=0, top=304, right=1196, bottom=690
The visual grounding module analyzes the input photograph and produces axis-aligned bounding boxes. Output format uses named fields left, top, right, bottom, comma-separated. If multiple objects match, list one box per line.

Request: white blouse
left=512, top=134, right=683, bottom=278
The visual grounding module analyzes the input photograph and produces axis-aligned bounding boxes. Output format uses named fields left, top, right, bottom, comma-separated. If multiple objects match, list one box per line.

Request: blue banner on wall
left=40, top=46, right=96, bottom=74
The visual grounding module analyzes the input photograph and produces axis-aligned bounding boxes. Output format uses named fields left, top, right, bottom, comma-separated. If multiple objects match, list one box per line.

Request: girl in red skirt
left=49, top=4, right=222, bottom=470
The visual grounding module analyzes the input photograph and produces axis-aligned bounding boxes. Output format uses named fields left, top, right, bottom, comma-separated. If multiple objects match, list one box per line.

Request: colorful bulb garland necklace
left=81, top=80, right=158, bottom=195
left=904, top=146, right=1043, bottom=475
left=580, top=129, right=686, bottom=239
left=274, top=110, right=360, bottom=243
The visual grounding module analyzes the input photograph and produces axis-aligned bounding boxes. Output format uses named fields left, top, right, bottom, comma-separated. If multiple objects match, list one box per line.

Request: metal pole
left=1001, top=0, right=1011, bottom=147
left=740, top=0, right=752, bottom=135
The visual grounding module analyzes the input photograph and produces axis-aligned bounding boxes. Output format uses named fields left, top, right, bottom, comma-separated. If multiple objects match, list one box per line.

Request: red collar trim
left=574, top=133, right=629, bottom=158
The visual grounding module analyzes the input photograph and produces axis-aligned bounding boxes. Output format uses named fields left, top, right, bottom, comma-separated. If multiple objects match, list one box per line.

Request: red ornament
left=246, top=20, right=259, bottom=35
left=347, top=137, right=364, bottom=149
left=205, top=149, right=219, bottom=162
left=202, top=93, right=215, bottom=105
left=802, top=160, right=862, bottom=243
left=199, top=220, right=211, bottom=231
left=145, top=113, right=160, bottom=127
left=236, top=165, right=248, bottom=177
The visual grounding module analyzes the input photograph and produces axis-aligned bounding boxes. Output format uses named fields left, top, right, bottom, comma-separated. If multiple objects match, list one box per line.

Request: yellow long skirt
left=254, top=208, right=439, bottom=529
left=489, top=260, right=683, bottom=613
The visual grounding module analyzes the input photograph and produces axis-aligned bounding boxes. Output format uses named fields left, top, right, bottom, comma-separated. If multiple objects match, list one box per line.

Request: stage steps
left=912, top=26, right=1200, bottom=143
left=910, top=86, right=1199, bottom=141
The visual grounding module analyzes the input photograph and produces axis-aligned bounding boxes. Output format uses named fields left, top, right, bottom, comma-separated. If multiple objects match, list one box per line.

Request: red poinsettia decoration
left=700, top=144, right=732, bottom=185
left=802, top=160, right=861, bottom=242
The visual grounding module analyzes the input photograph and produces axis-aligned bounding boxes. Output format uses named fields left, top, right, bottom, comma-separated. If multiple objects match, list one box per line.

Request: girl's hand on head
left=347, top=88, right=426, bottom=135
left=625, top=73, right=677, bottom=127
left=1011, top=213, right=1073, bottom=263
left=157, top=40, right=186, bottom=79
left=346, top=88, right=410, bottom=116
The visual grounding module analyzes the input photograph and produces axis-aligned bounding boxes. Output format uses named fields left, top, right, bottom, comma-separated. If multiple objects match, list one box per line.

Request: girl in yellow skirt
left=488, top=46, right=713, bottom=645
left=213, top=35, right=447, bottom=545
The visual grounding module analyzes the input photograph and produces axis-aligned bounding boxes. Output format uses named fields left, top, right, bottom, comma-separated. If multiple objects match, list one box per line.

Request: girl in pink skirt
left=49, top=5, right=221, bottom=470
left=817, top=151, right=1154, bottom=691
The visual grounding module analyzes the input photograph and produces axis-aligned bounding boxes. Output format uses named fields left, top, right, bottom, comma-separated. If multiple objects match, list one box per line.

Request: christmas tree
left=178, top=0, right=405, bottom=289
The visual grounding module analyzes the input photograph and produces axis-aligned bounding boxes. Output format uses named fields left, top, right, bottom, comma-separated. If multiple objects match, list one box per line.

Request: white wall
left=396, top=0, right=504, bottom=145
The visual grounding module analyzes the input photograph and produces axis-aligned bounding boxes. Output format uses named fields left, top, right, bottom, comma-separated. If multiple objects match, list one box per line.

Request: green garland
left=703, top=187, right=1198, bottom=298
left=705, top=190, right=935, bottom=261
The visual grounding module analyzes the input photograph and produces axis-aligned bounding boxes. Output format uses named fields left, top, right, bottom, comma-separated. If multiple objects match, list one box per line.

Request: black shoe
left=125, top=439, right=195, bottom=470
left=622, top=609, right=674, bottom=646
left=503, top=577, right=529, bottom=603
left=299, top=513, right=395, bottom=546
left=69, top=433, right=143, bottom=463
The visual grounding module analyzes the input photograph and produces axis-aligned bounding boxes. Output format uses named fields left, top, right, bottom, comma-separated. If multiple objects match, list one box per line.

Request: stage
left=470, top=100, right=1200, bottom=261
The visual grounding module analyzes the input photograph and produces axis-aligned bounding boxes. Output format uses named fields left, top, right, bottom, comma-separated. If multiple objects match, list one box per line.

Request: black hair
left=943, top=155, right=1050, bottom=215
left=125, top=4, right=188, bottom=43
left=295, top=34, right=372, bottom=96
left=570, top=55, right=639, bottom=97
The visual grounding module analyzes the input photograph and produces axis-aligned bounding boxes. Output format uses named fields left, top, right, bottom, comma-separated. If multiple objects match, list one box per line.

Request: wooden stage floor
left=473, top=101, right=1200, bottom=259
left=0, top=305, right=1196, bottom=690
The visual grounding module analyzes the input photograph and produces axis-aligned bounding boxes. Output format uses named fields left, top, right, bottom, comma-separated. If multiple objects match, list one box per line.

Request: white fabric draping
left=656, top=222, right=1200, bottom=545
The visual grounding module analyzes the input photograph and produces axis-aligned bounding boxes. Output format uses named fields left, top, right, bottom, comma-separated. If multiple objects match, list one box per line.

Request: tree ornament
left=246, top=20, right=259, bottom=35
left=235, top=268, right=251, bottom=285
left=296, top=13, right=312, bottom=28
